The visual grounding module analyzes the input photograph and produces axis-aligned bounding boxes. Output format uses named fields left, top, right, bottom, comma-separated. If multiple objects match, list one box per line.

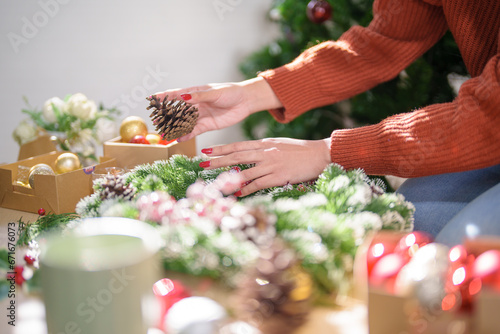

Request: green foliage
left=17, top=214, right=79, bottom=246
left=240, top=0, right=467, bottom=142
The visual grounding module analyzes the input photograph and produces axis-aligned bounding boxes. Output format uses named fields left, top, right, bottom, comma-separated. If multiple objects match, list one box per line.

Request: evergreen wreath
left=1, top=155, right=414, bottom=303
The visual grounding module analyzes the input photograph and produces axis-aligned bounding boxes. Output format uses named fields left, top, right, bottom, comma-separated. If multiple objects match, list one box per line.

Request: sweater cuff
left=258, top=57, right=328, bottom=123
left=330, top=123, right=394, bottom=176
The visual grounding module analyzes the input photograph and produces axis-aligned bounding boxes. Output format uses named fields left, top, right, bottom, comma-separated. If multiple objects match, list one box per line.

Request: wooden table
left=0, top=207, right=368, bottom=334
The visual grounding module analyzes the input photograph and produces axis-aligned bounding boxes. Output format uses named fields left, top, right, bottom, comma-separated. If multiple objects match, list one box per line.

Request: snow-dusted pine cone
left=99, top=174, right=136, bottom=201
left=147, top=95, right=198, bottom=141
left=234, top=240, right=313, bottom=333
left=220, top=205, right=276, bottom=247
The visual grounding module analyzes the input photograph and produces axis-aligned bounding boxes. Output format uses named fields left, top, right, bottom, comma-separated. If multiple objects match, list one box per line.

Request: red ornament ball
left=14, top=266, right=25, bottom=286
left=307, top=0, right=332, bottom=24
left=38, top=208, right=46, bottom=216
left=129, top=135, right=150, bottom=145
left=24, top=254, right=36, bottom=265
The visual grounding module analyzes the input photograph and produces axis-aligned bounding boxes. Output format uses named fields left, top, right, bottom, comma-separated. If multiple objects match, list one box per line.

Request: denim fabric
left=396, top=164, right=500, bottom=246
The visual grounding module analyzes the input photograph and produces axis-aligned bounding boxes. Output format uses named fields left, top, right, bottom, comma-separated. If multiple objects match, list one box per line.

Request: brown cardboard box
left=103, top=136, right=197, bottom=168
left=0, top=151, right=116, bottom=214
left=17, top=135, right=58, bottom=160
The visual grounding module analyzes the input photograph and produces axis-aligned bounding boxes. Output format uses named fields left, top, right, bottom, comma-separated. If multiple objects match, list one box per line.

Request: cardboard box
left=17, top=135, right=58, bottom=161
left=0, top=151, right=116, bottom=214
left=103, top=136, right=197, bottom=168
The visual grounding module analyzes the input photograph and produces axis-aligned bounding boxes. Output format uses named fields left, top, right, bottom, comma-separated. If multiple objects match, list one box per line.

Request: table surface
left=0, top=207, right=369, bottom=334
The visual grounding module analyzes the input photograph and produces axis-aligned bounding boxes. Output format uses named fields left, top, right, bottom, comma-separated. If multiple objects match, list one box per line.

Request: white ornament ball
left=164, top=297, right=227, bottom=334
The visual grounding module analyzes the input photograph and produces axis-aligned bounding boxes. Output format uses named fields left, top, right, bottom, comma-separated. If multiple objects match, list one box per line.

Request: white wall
left=0, top=0, right=279, bottom=164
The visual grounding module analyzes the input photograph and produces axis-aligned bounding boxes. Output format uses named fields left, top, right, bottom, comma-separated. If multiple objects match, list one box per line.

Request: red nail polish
left=199, top=161, right=211, bottom=168
left=233, top=190, right=242, bottom=197
left=201, top=148, right=213, bottom=154
left=181, top=94, right=192, bottom=101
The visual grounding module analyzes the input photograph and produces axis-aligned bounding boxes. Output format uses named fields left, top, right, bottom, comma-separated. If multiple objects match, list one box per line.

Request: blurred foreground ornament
left=54, top=152, right=81, bottom=174
left=164, top=296, right=226, bottom=334
left=473, top=250, right=500, bottom=291
left=153, top=278, right=191, bottom=331
left=235, top=240, right=313, bottom=334
left=120, top=116, right=148, bottom=143
left=395, top=243, right=450, bottom=313
left=28, top=163, right=55, bottom=189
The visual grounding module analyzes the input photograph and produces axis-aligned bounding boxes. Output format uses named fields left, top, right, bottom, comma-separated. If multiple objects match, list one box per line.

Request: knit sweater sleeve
left=258, top=0, right=448, bottom=122
left=330, top=53, right=500, bottom=177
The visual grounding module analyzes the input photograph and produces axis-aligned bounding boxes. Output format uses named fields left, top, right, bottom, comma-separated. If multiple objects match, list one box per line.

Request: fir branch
left=17, top=213, right=80, bottom=246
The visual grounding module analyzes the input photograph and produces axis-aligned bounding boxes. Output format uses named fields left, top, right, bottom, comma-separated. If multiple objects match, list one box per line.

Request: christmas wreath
left=1, top=155, right=414, bottom=309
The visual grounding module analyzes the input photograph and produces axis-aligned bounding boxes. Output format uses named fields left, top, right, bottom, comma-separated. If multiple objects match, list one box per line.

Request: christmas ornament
left=153, top=278, right=191, bottom=331
left=129, top=135, right=150, bottom=145
left=394, top=231, right=433, bottom=260
left=159, top=137, right=177, bottom=145
left=306, top=0, right=332, bottom=24
left=395, top=243, right=450, bottom=313
left=120, top=116, right=148, bottom=143
left=24, top=254, right=36, bottom=265
left=473, top=250, right=500, bottom=290
left=38, top=208, right=46, bottom=216
left=146, top=133, right=161, bottom=145
left=98, top=174, right=136, bottom=201
left=235, top=240, right=313, bottom=334
left=370, top=253, right=406, bottom=293
left=366, top=232, right=402, bottom=277
left=164, top=296, right=227, bottom=334
left=14, top=265, right=25, bottom=286
left=54, top=152, right=81, bottom=174
left=147, top=95, right=199, bottom=141
left=28, top=163, right=55, bottom=189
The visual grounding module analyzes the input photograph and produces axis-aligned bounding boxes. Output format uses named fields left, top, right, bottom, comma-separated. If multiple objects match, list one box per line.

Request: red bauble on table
left=307, top=0, right=332, bottom=24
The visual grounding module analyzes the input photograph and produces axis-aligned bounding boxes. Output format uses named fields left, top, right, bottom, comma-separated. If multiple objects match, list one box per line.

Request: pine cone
left=147, top=95, right=198, bottom=141
left=99, top=174, right=136, bottom=201
left=220, top=205, right=276, bottom=247
left=235, top=240, right=313, bottom=333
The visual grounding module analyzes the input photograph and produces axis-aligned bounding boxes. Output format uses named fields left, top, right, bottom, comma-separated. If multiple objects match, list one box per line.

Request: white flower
left=69, top=128, right=96, bottom=157
left=66, top=93, right=97, bottom=121
left=42, top=97, right=66, bottom=123
left=95, top=117, right=117, bottom=143
left=12, top=119, right=38, bottom=145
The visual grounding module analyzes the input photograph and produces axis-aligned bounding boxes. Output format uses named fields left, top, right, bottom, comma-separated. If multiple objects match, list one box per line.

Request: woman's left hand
left=200, top=137, right=332, bottom=196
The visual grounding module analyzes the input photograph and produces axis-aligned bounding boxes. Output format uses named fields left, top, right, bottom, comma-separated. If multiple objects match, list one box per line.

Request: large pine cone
left=147, top=95, right=198, bottom=141
left=99, top=174, right=136, bottom=201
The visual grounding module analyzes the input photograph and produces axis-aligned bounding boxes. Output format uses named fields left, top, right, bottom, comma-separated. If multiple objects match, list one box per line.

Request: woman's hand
left=152, top=77, right=282, bottom=142
left=200, top=138, right=332, bottom=196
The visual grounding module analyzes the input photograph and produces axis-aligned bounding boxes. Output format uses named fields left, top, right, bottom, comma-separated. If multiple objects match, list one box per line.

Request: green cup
left=40, top=217, right=164, bottom=334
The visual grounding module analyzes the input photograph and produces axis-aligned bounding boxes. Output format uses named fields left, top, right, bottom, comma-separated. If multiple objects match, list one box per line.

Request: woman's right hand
left=151, top=77, right=282, bottom=142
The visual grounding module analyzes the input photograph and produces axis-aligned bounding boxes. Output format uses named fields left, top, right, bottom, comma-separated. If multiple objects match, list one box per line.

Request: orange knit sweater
left=259, top=0, right=500, bottom=178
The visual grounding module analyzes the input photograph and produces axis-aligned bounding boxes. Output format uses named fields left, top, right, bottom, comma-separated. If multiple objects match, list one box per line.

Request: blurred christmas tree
left=239, top=0, right=468, bottom=141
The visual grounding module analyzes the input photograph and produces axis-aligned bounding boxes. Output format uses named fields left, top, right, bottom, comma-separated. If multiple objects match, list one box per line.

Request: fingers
left=150, top=85, right=220, bottom=104
left=204, top=140, right=266, bottom=157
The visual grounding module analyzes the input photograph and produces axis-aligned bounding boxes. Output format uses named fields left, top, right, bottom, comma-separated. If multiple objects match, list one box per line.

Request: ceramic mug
left=39, top=217, right=164, bottom=334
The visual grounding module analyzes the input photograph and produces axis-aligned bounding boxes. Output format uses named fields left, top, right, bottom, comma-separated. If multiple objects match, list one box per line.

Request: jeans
left=396, top=164, right=500, bottom=247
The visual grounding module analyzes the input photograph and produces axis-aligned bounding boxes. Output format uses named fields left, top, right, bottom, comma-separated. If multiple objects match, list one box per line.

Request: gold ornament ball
left=28, top=163, right=55, bottom=189
left=146, top=133, right=161, bottom=145
left=120, top=116, right=148, bottom=143
left=55, top=152, right=81, bottom=174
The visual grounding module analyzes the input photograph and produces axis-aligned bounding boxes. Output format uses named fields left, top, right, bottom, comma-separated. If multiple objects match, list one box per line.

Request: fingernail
left=233, top=190, right=242, bottom=197
left=199, top=161, right=211, bottom=168
left=201, top=148, right=213, bottom=154
left=181, top=94, right=192, bottom=101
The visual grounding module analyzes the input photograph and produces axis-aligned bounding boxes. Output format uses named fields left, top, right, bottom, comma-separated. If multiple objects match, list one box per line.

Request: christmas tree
left=239, top=0, right=467, bottom=141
